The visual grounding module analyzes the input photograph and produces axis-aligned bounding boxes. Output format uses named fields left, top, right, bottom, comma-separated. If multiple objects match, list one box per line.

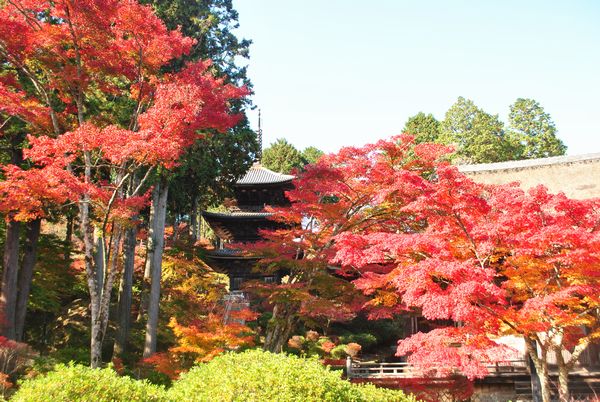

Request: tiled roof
left=201, top=211, right=273, bottom=219
left=458, top=153, right=600, bottom=173
left=235, top=163, right=295, bottom=185
left=206, top=248, right=259, bottom=259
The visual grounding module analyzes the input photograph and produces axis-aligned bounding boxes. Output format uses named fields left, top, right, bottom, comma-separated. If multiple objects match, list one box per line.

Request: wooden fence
left=345, top=358, right=529, bottom=379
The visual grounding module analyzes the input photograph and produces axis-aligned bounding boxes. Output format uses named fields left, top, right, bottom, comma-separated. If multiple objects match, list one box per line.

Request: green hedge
left=169, top=349, right=415, bottom=402
left=12, top=363, right=167, bottom=402
left=12, top=351, right=416, bottom=402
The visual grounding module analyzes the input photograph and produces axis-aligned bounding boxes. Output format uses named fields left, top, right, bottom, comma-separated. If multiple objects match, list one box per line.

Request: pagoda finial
left=256, top=109, right=263, bottom=162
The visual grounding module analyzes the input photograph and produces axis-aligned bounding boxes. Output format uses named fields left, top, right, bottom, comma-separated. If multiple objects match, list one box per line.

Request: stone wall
left=459, top=153, right=600, bottom=200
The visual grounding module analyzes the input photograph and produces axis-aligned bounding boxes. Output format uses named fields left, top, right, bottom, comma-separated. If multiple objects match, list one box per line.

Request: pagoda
left=202, top=162, right=294, bottom=290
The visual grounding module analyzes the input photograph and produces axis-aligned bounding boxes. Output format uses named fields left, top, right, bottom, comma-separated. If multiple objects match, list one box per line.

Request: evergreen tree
left=301, top=146, right=325, bottom=165
left=145, top=0, right=251, bottom=86
left=508, top=98, right=566, bottom=159
left=262, top=139, right=305, bottom=174
left=439, top=97, right=518, bottom=163
left=402, top=112, right=441, bottom=144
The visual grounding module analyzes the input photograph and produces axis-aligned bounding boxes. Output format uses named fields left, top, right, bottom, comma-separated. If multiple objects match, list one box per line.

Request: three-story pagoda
left=202, top=163, right=294, bottom=290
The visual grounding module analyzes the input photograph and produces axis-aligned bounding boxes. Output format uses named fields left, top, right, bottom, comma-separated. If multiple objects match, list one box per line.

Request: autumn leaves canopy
left=253, top=134, right=600, bottom=396
left=0, top=0, right=247, bottom=367
left=0, top=0, right=246, bottom=221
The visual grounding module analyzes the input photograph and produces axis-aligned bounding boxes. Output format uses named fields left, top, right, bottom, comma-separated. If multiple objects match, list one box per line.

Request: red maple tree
left=0, top=0, right=246, bottom=366
left=255, top=134, right=600, bottom=401
left=333, top=156, right=600, bottom=401
left=245, top=135, right=450, bottom=351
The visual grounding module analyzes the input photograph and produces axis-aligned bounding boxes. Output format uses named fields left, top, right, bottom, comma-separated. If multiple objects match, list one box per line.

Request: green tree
left=439, top=97, right=517, bottom=163
left=402, top=112, right=441, bottom=143
left=507, top=98, right=567, bottom=159
left=262, top=138, right=305, bottom=174
left=301, top=146, right=325, bottom=165
left=145, top=0, right=251, bottom=86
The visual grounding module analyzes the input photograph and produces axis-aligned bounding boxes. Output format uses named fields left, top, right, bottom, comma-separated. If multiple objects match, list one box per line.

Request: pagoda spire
left=256, top=109, right=263, bottom=162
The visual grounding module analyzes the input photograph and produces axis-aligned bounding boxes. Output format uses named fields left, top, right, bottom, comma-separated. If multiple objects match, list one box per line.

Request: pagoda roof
left=205, top=248, right=260, bottom=260
left=201, top=211, right=272, bottom=220
left=201, top=210, right=281, bottom=241
left=235, top=163, right=294, bottom=186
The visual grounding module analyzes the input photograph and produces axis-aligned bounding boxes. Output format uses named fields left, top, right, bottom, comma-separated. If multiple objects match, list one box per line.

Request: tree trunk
left=527, top=340, right=552, bottom=402
left=138, top=187, right=158, bottom=322
left=80, top=151, right=104, bottom=368
left=15, top=219, right=41, bottom=341
left=64, top=212, right=74, bottom=265
left=94, top=227, right=105, bottom=293
left=263, top=303, right=298, bottom=353
left=99, top=228, right=122, bottom=347
left=87, top=222, right=122, bottom=368
left=1, top=220, right=21, bottom=340
left=190, top=197, right=198, bottom=241
left=143, top=179, right=168, bottom=358
left=555, top=346, right=570, bottom=401
left=538, top=360, right=551, bottom=402
left=172, top=210, right=178, bottom=241
left=114, top=224, right=137, bottom=357
left=81, top=197, right=102, bottom=366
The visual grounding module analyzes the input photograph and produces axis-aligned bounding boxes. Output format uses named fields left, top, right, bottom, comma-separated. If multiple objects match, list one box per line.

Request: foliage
left=334, top=165, right=600, bottom=380
left=169, top=349, right=415, bottom=401
left=333, top=315, right=405, bottom=351
left=0, top=337, right=34, bottom=398
left=261, top=138, right=305, bottom=173
left=147, top=0, right=258, bottom=222
left=21, top=231, right=86, bottom=351
left=439, top=97, right=517, bottom=163
left=247, top=134, right=448, bottom=351
left=0, top=0, right=246, bottom=365
left=286, top=331, right=364, bottom=359
left=11, top=363, right=167, bottom=402
left=402, top=112, right=441, bottom=144
left=302, top=146, right=325, bottom=165
left=159, top=243, right=229, bottom=323
left=330, top=344, right=349, bottom=359
left=328, top=144, right=600, bottom=400
left=142, top=241, right=256, bottom=378
left=144, top=314, right=257, bottom=379
left=412, top=97, right=566, bottom=164
left=354, top=377, right=473, bottom=402
left=256, top=133, right=596, bottom=400
left=146, top=0, right=252, bottom=85
left=508, top=97, right=567, bottom=158
left=339, top=333, right=378, bottom=351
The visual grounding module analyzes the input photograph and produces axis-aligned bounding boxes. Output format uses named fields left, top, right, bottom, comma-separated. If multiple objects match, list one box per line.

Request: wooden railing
left=345, top=358, right=529, bottom=379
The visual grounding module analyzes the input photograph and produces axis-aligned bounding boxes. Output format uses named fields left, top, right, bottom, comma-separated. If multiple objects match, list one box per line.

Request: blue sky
left=233, top=0, right=600, bottom=156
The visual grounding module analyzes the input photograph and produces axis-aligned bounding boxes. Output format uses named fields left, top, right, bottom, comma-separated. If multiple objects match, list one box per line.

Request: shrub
left=339, top=333, right=378, bottom=350
left=0, top=337, right=34, bottom=398
left=287, top=335, right=305, bottom=350
left=305, top=330, right=320, bottom=342
left=330, top=344, right=348, bottom=359
left=345, top=342, right=362, bottom=358
left=12, top=363, right=167, bottom=402
left=168, top=349, right=415, bottom=401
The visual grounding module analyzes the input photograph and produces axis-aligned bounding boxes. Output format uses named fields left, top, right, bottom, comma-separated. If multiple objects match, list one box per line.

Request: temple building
left=201, top=162, right=294, bottom=291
